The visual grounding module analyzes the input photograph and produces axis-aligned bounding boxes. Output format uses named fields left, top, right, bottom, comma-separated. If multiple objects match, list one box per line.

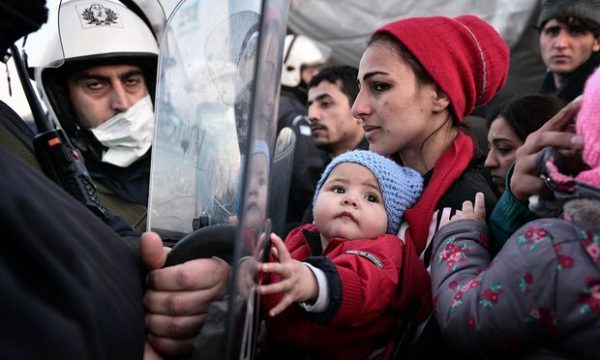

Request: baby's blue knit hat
left=313, top=150, right=423, bottom=234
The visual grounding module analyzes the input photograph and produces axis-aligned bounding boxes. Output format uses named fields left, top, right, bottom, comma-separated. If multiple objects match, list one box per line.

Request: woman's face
left=351, top=41, right=440, bottom=157
left=484, top=116, right=523, bottom=192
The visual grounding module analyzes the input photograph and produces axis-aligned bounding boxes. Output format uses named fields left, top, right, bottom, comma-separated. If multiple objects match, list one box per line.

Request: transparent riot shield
left=149, top=0, right=289, bottom=357
left=148, top=0, right=263, bottom=242
left=225, top=0, right=289, bottom=358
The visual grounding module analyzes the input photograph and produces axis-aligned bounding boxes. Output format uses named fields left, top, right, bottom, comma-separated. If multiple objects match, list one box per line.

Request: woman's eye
left=496, top=147, right=514, bottom=156
left=373, top=82, right=390, bottom=92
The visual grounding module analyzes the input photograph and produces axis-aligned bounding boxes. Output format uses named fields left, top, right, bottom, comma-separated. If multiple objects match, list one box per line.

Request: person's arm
left=257, top=233, right=319, bottom=317
left=431, top=195, right=558, bottom=356
left=510, top=98, right=583, bottom=204
left=489, top=99, right=583, bottom=252
left=488, top=165, right=538, bottom=252
left=258, top=233, right=402, bottom=327
left=140, top=232, right=230, bottom=358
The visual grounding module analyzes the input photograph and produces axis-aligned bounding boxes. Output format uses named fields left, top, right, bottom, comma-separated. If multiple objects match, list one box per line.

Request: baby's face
left=313, top=163, right=388, bottom=244
left=244, top=152, right=269, bottom=230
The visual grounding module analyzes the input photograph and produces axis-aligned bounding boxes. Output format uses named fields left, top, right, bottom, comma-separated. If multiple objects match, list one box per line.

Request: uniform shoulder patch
left=345, top=250, right=383, bottom=269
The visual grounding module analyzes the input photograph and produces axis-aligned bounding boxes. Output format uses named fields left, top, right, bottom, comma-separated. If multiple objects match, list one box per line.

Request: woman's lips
left=363, top=124, right=381, bottom=135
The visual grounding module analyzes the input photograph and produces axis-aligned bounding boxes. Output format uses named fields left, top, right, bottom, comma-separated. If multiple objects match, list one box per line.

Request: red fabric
left=370, top=133, right=475, bottom=359
left=373, top=15, right=509, bottom=121
left=404, top=131, right=474, bottom=256
left=261, top=224, right=412, bottom=359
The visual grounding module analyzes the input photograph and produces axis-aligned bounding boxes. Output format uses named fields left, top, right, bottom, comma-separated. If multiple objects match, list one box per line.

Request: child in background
left=430, top=67, right=600, bottom=359
left=257, top=150, right=428, bottom=359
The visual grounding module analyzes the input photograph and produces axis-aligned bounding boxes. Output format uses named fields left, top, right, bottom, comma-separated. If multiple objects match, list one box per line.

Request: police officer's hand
left=141, top=232, right=230, bottom=358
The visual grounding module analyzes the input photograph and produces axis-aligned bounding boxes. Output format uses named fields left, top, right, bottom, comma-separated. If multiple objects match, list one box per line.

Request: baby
left=258, top=150, right=425, bottom=359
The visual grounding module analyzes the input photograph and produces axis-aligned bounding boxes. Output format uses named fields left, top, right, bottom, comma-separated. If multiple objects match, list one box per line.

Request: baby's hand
left=257, top=233, right=318, bottom=317
left=451, top=192, right=486, bottom=223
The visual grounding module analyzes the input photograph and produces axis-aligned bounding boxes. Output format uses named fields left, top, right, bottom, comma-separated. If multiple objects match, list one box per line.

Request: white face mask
left=90, top=95, right=155, bottom=167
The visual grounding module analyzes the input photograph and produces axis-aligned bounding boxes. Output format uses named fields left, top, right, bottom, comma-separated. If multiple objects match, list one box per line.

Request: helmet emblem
left=81, top=3, right=119, bottom=26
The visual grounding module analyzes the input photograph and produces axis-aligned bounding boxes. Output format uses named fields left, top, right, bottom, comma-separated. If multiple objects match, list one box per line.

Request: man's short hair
left=307, top=65, right=359, bottom=105
left=538, top=0, right=600, bottom=37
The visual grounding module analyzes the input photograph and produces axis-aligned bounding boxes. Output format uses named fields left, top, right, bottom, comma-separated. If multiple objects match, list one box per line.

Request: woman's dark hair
left=368, top=32, right=459, bottom=126
left=368, top=33, right=435, bottom=88
left=486, top=94, right=567, bottom=141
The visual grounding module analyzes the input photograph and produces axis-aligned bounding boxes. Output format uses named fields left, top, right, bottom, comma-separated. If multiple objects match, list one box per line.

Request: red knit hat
left=373, top=15, right=510, bottom=121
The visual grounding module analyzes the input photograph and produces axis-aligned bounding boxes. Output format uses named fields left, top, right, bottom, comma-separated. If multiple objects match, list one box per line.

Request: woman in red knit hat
left=348, top=15, right=510, bottom=358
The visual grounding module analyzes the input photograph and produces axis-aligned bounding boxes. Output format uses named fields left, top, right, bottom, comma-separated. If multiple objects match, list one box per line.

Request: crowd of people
left=2, top=0, right=600, bottom=359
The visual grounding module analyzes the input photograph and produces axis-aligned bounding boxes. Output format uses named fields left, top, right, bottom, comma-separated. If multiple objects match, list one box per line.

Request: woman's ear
left=432, top=90, right=450, bottom=113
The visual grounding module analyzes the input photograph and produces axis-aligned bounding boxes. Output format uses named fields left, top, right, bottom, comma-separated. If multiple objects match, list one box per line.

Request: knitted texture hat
left=538, top=0, right=600, bottom=27
left=373, top=15, right=509, bottom=121
left=576, top=67, right=600, bottom=187
left=252, top=139, right=270, bottom=164
left=313, top=150, right=423, bottom=234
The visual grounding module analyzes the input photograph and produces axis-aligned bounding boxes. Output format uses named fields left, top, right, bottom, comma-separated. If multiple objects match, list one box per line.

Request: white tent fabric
left=286, top=0, right=547, bottom=97
left=288, top=0, right=538, bottom=63
left=4, top=0, right=547, bottom=120
left=160, top=0, right=547, bottom=96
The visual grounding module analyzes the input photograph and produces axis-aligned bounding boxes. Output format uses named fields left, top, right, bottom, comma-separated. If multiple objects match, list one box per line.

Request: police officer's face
left=66, top=64, right=148, bottom=129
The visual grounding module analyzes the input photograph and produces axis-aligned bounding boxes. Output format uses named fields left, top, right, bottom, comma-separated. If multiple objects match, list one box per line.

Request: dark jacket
left=0, top=100, right=146, bottom=231
left=540, top=52, right=600, bottom=102
left=85, top=150, right=151, bottom=206
left=278, top=86, right=327, bottom=235
left=0, top=102, right=146, bottom=359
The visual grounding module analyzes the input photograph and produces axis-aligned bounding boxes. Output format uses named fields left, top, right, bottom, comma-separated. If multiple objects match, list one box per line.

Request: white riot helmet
left=281, top=34, right=331, bottom=87
left=32, top=0, right=159, bottom=139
